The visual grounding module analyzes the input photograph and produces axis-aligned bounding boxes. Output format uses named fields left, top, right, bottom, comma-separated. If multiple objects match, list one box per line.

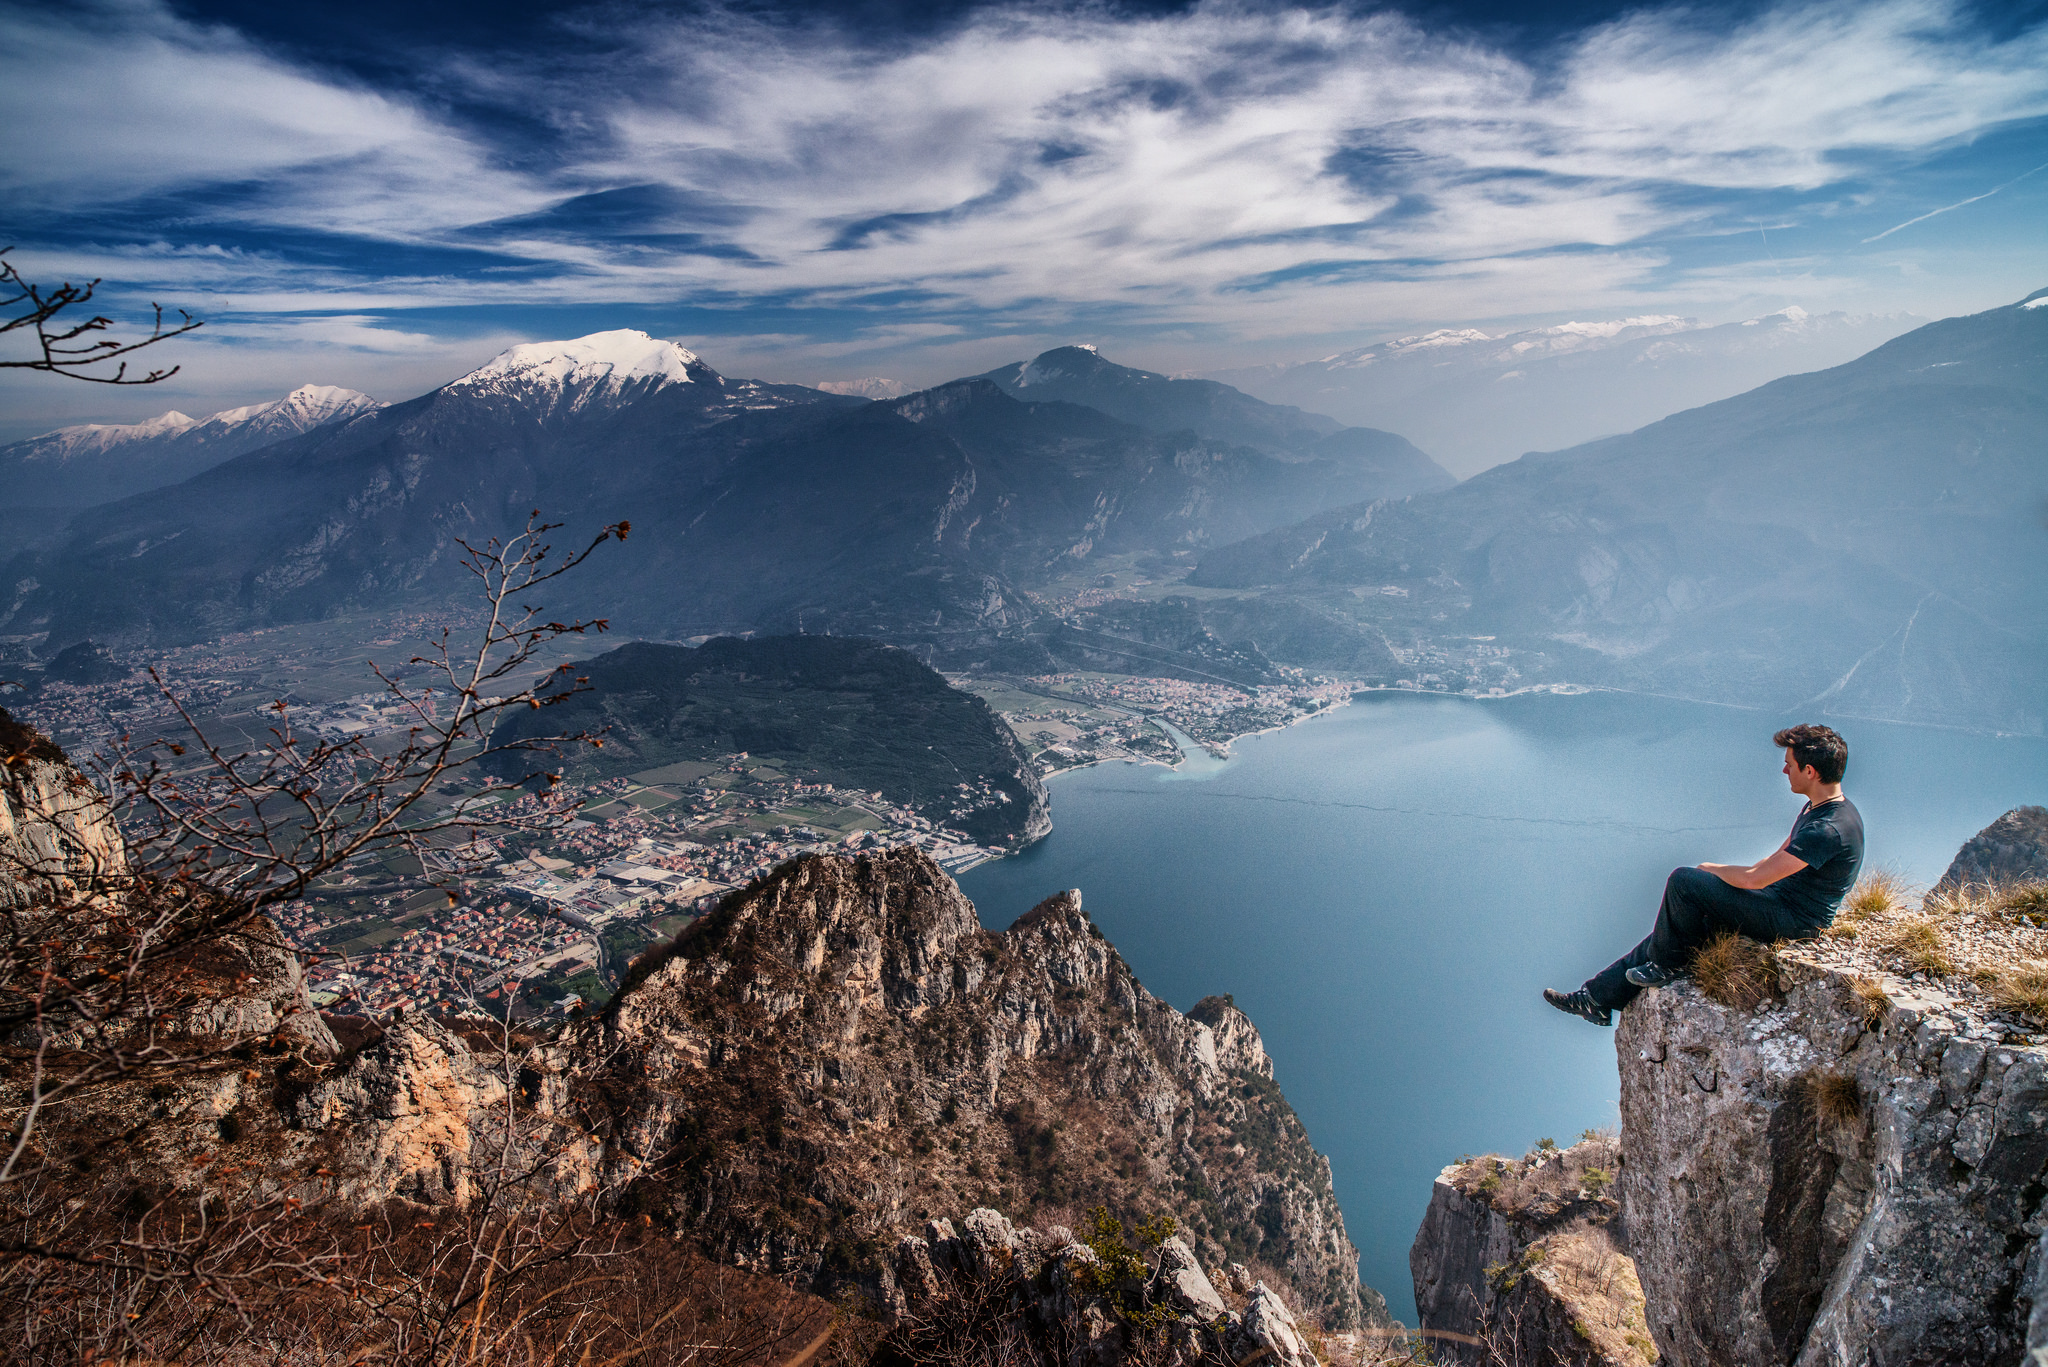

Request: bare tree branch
left=0, top=247, right=202, bottom=385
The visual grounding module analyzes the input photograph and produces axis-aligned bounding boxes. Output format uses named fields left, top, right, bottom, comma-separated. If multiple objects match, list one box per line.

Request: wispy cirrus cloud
left=1, top=0, right=2043, bottom=428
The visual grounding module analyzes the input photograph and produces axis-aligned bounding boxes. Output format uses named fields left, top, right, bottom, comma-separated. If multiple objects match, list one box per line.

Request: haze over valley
left=8, top=293, right=2042, bottom=735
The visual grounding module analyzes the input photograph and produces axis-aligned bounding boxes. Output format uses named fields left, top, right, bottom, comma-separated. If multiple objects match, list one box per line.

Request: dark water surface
left=958, top=690, right=2046, bottom=1324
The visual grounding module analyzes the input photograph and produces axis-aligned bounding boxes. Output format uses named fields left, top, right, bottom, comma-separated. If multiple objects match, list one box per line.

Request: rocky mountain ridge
left=4, top=338, right=1442, bottom=661
left=1409, top=1136, right=1650, bottom=1367
left=0, top=382, right=383, bottom=510
left=0, top=717, right=1380, bottom=1350
left=567, top=848, right=1386, bottom=1330
left=1940, top=805, right=2048, bottom=891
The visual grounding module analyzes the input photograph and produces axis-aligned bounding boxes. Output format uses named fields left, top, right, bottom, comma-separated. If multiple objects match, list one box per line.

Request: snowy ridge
left=206, top=384, right=381, bottom=431
left=449, top=330, right=704, bottom=409
left=6, top=385, right=379, bottom=467
left=14, top=410, right=201, bottom=461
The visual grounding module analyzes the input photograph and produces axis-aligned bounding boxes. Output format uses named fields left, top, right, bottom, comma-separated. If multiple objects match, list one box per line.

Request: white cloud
left=3, top=0, right=2043, bottom=395
left=0, top=0, right=549, bottom=236
left=564, top=0, right=2047, bottom=308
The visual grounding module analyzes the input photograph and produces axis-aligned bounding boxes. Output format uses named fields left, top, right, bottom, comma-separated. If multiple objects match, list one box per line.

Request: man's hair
left=1774, top=723, right=1847, bottom=784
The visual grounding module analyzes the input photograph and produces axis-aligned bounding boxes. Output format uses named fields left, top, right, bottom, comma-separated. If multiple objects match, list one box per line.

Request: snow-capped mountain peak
left=451, top=330, right=704, bottom=406
left=1741, top=305, right=1810, bottom=327
left=207, top=383, right=380, bottom=430
left=23, top=410, right=199, bottom=460
left=2, top=385, right=383, bottom=507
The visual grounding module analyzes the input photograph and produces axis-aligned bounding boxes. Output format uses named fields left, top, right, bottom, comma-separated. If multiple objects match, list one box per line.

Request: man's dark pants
left=1586, top=866, right=1822, bottom=1011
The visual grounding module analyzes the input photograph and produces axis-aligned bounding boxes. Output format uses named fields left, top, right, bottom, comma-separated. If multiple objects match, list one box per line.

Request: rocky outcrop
left=886, top=1207, right=1329, bottom=1367
left=1617, top=939, right=2046, bottom=1366
left=1410, top=1137, right=1652, bottom=1367
left=1, top=817, right=1377, bottom=1337
left=1, top=715, right=1367, bottom=1339
left=1939, top=805, right=2048, bottom=891
left=0, top=708, right=123, bottom=911
left=566, top=848, right=1386, bottom=1330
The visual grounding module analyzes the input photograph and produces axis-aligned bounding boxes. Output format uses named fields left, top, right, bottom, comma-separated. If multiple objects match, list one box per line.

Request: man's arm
left=1701, top=849, right=1807, bottom=890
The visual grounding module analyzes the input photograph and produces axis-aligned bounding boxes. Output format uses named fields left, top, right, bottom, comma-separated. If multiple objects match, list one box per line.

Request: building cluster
left=1018, top=672, right=1356, bottom=753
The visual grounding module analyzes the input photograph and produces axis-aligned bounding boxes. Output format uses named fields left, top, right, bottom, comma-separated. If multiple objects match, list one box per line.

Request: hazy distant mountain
left=972, top=345, right=1454, bottom=495
left=6, top=332, right=851, bottom=647
left=1193, top=290, right=2048, bottom=732
left=0, top=384, right=383, bottom=507
left=1210, top=307, right=1920, bottom=477
left=8, top=336, right=1441, bottom=654
left=814, top=377, right=909, bottom=399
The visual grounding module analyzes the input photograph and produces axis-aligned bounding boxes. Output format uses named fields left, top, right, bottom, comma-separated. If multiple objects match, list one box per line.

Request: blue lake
left=958, top=690, right=2047, bottom=1324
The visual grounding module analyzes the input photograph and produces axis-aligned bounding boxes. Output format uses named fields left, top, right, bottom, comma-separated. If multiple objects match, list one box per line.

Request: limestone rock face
left=0, top=709, right=123, bottom=912
left=1237, top=1282, right=1317, bottom=1367
left=890, top=1210, right=1319, bottom=1367
left=293, top=1013, right=598, bottom=1207
left=1409, top=1137, right=1651, bottom=1367
left=1616, top=947, right=2045, bottom=1366
left=571, top=848, right=1386, bottom=1330
left=1938, top=805, right=2048, bottom=891
left=1157, top=1235, right=1228, bottom=1320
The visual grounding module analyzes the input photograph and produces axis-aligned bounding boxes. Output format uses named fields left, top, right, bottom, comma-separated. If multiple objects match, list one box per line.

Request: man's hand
left=1701, top=849, right=1808, bottom=890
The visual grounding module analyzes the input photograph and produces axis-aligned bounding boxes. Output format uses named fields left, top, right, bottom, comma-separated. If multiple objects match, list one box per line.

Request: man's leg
left=1585, top=867, right=1768, bottom=1011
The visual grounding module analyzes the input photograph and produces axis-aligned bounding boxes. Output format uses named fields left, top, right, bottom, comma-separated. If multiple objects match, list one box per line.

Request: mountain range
left=5, top=293, right=2041, bottom=732
left=1210, top=307, right=1919, bottom=477
left=1194, top=290, right=2048, bottom=732
left=0, top=383, right=383, bottom=508
left=1, top=334, right=1449, bottom=652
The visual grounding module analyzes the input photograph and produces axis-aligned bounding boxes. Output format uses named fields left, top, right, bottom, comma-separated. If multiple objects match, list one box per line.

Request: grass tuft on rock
left=1992, top=881, right=2048, bottom=928
left=1805, top=1069, right=1862, bottom=1126
left=1989, top=961, right=2048, bottom=1026
left=1828, top=866, right=1913, bottom=939
left=1691, top=932, right=1779, bottom=1010
left=1873, top=917, right=1954, bottom=977
left=1848, top=975, right=1890, bottom=1028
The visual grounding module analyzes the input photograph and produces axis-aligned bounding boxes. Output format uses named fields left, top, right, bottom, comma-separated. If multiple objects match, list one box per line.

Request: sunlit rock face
left=570, top=848, right=1388, bottom=1330
left=1409, top=1136, right=1652, bottom=1367
left=1616, top=945, right=2046, bottom=1367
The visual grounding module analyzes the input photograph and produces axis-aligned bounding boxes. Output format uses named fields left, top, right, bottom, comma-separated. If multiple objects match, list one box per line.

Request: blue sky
left=2, top=0, right=2045, bottom=434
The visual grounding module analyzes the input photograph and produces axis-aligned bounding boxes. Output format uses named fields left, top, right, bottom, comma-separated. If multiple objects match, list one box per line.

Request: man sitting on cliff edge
left=1545, top=723, right=1864, bottom=1027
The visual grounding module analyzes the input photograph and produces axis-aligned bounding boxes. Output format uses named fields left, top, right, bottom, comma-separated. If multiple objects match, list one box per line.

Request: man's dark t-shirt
left=1777, top=796, right=1864, bottom=926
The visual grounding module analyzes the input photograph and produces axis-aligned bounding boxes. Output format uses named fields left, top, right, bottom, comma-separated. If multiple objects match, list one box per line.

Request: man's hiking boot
left=1543, top=987, right=1612, bottom=1027
left=1625, top=961, right=1687, bottom=990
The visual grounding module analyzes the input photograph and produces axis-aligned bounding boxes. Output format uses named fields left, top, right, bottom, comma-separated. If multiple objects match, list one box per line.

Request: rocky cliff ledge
left=566, top=848, right=1387, bottom=1331
left=1409, top=1135, right=1651, bottom=1367
left=1408, top=824, right=2048, bottom=1367
left=1617, top=890, right=2048, bottom=1367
